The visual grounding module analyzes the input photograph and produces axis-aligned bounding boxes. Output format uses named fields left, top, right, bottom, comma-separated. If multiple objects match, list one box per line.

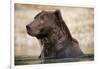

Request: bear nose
left=26, top=25, right=31, bottom=30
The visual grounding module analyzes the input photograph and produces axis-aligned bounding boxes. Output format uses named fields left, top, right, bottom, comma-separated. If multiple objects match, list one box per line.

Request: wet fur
left=26, top=10, right=84, bottom=62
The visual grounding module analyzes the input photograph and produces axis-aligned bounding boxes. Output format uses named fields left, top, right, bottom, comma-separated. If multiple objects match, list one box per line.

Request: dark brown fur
left=26, top=10, right=84, bottom=62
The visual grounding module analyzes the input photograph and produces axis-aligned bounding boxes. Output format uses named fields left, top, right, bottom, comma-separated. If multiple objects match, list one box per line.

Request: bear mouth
left=26, top=27, right=39, bottom=37
left=26, top=28, right=36, bottom=37
left=26, top=29, right=46, bottom=39
left=26, top=26, right=47, bottom=39
left=36, top=34, right=47, bottom=39
left=26, top=30, right=34, bottom=36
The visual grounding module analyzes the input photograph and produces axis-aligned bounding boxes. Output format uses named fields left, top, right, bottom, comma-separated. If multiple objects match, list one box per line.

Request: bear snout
left=26, top=25, right=31, bottom=31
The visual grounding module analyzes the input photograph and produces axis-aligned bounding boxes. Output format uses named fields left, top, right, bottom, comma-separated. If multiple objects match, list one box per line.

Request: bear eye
left=41, top=16, right=45, bottom=20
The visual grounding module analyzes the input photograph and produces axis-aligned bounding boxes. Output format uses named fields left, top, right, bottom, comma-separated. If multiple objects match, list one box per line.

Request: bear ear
left=54, top=10, right=62, bottom=20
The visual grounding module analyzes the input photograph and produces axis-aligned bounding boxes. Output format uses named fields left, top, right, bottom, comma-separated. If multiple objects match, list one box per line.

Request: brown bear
left=26, top=10, right=85, bottom=63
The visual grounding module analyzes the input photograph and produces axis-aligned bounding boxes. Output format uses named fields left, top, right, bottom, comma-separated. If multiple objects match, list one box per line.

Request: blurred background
left=14, top=4, right=94, bottom=65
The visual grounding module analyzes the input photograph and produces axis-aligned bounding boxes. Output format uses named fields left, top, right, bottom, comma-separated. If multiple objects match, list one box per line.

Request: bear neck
left=40, top=26, right=72, bottom=59
left=41, top=26, right=69, bottom=46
